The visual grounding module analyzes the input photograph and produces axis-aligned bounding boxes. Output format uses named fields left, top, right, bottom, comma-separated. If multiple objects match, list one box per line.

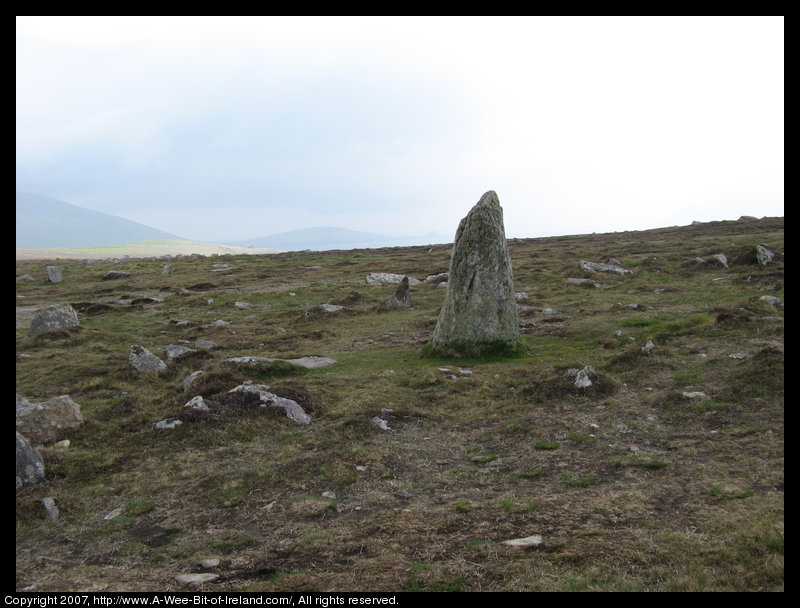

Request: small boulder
left=580, top=260, right=633, bottom=275
left=45, top=266, right=63, bottom=283
left=16, top=395, right=85, bottom=445
left=366, top=272, right=421, bottom=286
left=183, top=370, right=205, bottom=393
left=185, top=396, right=210, bottom=411
left=165, top=344, right=197, bottom=361
left=28, top=303, right=80, bottom=337
left=129, top=345, right=168, bottom=373
left=227, top=384, right=311, bottom=424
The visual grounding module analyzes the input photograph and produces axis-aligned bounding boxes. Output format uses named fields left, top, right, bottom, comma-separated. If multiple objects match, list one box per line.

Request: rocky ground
left=16, top=217, right=783, bottom=591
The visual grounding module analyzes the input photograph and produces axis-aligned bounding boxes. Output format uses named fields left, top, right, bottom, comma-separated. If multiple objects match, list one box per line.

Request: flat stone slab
left=502, top=534, right=543, bottom=547
left=225, top=355, right=337, bottom=369
left=366, top=272, right=421, bottom=286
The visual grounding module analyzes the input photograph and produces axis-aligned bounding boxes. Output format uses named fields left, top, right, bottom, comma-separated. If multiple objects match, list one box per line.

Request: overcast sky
left=16, top=16, right=784, bottom=243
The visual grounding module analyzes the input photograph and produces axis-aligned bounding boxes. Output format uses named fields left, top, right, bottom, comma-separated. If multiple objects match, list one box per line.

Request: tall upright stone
left=428, top=191, right=521, bottom=356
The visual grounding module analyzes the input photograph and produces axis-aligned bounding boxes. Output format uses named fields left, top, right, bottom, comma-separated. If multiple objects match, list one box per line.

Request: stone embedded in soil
left=225, top=355, right=337, bottom=369
left=175, top=573, right=219, bottom=587
left=165, top=344, right=197, bottom=360
left=228, top=384, right=311, bottom=424
left=28, top=303, right=80, bottom=337
left=16, top=394, right=85, bottom=445
left=580, top=260, right=633, bottom=274
left=366, top=272, right=422, bottom=286
left=185, top=396, right=210, bottom=411
left=129, top=345, right=168, bottom=373
left=101, top=270, right=130, bottom=280
left=371, top=416, right=391, bottom=431
left=502, top=534, right=544, bottom=547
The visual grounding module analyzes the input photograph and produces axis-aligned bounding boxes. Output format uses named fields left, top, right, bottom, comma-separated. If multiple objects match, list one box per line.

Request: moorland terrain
left=15, top=216, right=783, bottom=592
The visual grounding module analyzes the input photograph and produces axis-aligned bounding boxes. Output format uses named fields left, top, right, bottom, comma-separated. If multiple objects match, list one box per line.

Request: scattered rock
left=759, top=295, right=781, bottom=307
left=162, top=264, right=173, bottom=275
left=165, top=344, right=197, bottom=360
left=195, top=340, right=218, bottom=350
left=710, top=254, right=729, bottom=268
left=429, top=191, right=520, bottom=355
left=185, top=396, right=210, bottom=411
left=28, top=303, right=80, bottom=337
left=641, top=340, right=655, bottom=355
left=225, top=355, right=337, bottom=369
left=16, top=394, right=85, bottom=445
left=426, top=272, right=449, bottom=284
left=579, top=260, right=633, bottom=274
left=371, top=416, right=391, bottom=431
left=17, top=274, right=36, bottom=282
left=16, top=432, right=45, bottom=490
left=681, top=391, right=710, bottom=399
left=729, top=352, right=748, bottom=359
left=204, top=319, right=231, bottom=328
left=233, top=301, right=251, bottom=309
left=44, top=266, right=63, bottom=283
left=383, top=276, right=412, bottom=309
left=104, top=508, right=124, bottom=520
left=734, top=243, right=779, bottom=266
left=502, top=534, right=543, bottom=547
left=756, top=245, right=775, bottom=265
left=228, top=384, right=311, bottom=424
left=155, top=418, right=183, bottom=430
left=573, top=366, right=598, bottom=389
left=101, top=270, right=130, bottom=280
left=321, top=491, right=336, bottom=499
left=366, top=273, right=421, bottom=286
left=199, top=558, right=220, bottom=570
left=175, top=573, right=219, bottom=587
left=302, top=304, right=346, bottom=320
left=41, top=497, right=59, bottom=520
left=129, top=345, right=168, bottom=373
left=183, top=371, right=206, bottom=393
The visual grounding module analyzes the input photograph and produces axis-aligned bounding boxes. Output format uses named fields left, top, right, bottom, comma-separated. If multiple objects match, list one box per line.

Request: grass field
left=15, top=217, right=783, bottom=592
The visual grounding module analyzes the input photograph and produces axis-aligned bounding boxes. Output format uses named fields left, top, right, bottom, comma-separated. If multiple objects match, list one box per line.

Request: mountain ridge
left=16, top=191, right=185, bottom=249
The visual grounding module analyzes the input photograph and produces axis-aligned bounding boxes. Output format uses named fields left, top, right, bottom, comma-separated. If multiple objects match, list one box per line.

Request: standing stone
left=28, top=303, right=80, bottom=337
left=384, top=276, right=412, bottom=309
left=16, top=432, right=46, bottom=490
left=45, top=266, right=63, bottom=283
left=429, top=191, right=520, bottom=356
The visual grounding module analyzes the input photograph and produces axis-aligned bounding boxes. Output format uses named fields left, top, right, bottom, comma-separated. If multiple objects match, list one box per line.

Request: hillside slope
left=16, top=191, right=184, bottom=248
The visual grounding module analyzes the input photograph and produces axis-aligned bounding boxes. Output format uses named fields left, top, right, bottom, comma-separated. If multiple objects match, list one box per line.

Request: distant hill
left=228, top=226, right=445, bottom=252
left=15, top=191, right=184, bottom=248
